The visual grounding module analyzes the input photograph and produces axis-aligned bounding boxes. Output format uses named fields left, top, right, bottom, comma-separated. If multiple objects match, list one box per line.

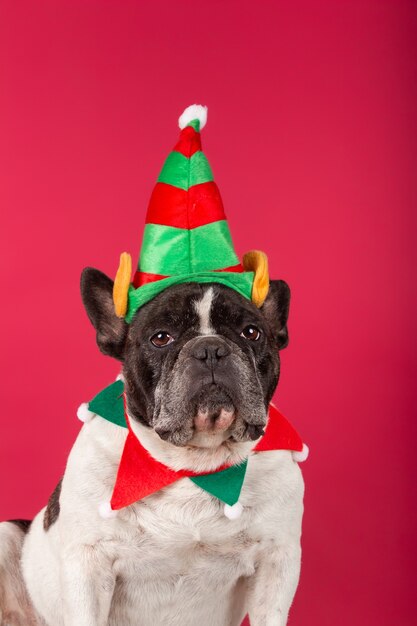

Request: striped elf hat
left=113, top=105, right=270, bottom=323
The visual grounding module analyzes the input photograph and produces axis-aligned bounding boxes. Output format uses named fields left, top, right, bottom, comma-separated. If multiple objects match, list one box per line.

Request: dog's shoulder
left=57, top=416, right=127, bottom=534
left=242, top=450, right=305, bottom=539
left=246, top=449, right=305, bottom=505
left=65, top=414, right=127, bottom=482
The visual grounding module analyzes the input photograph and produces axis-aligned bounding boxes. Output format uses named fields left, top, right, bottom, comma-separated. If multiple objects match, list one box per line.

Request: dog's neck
left=129, top=415, right=257, bottom=474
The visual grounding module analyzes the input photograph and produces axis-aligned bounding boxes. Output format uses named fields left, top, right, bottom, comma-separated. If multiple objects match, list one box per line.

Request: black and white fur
left=0, top=273, right=304, bottom=626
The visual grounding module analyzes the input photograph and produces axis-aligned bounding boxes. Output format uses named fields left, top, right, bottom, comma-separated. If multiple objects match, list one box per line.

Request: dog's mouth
left=192, top=384, right=236, bottom=434
left=153, top=382, right=266, bottom=447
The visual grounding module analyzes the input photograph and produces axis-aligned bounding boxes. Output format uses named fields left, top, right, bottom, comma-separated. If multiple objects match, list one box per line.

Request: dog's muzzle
left=153, top=335, right=266, bottom=445
left=188, top=336, right=236, bottom=432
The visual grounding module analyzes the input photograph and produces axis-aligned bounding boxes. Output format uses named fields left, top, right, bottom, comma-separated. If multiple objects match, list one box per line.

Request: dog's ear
left=260, top=279, right=291, bottom=349
left=80, top=268, right=128, bottom=361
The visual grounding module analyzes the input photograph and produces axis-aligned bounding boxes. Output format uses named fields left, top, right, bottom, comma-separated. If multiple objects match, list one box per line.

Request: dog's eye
left=150, top=332, right=174, bottom=347
left=240, top=325, right=261, bottom=341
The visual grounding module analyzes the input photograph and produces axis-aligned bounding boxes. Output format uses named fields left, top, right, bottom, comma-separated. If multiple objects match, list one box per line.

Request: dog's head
left=81, top=271, right=290, bottom=449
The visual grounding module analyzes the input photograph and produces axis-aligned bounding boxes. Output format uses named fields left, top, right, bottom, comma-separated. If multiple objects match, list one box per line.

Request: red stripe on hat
left=132, top=264, right=244, bottom=289
left=146, top=182, right=226, bottom=229
left=214, top=263, right=244, bottom=273
left=173, top=125, right=202, bottom=157
left=132, top=271, right=168, bottom=288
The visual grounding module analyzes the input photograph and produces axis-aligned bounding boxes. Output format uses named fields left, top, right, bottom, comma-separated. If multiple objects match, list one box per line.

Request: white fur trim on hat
left=178, top=104, right=208, bottom=130
left=223, top=501, right=243, bottom=520
left=98, top=501, right=118, bottom=519
left=76, top=402, right=96, bottom=423
left=292, top=443, right=309, bottom=463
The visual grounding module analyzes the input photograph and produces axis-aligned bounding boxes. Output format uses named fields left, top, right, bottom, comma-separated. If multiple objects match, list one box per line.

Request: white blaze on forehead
left=194, top=287, right=216, bottom=335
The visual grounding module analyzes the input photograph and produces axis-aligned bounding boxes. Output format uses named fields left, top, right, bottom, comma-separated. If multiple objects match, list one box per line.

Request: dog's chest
left=108, top=451, right=300, bottom=588
left=114, top=481, right=261, bottom=583
left=107, top=482, right=263, bottom=625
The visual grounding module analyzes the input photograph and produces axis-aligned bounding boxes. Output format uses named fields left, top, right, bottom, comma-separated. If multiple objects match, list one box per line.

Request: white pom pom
left=77, top=402, right=96, bottom=423
left=224, top=501, right=243, bottom=520
left=292, top=443, right=309, bottom=463
left=115, top=372, right=125, bottom=382
left=178, top=104, right=208, bottom=130
left=98, top=501, right=118, bottom=519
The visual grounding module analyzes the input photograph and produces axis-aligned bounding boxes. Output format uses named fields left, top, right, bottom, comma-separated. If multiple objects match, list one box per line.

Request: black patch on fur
left=43, top=479, right=62, bottom=531
left=8, top=519, right=32, bottom=533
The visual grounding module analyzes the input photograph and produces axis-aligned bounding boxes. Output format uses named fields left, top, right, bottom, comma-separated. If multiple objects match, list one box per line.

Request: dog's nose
left=191, top=337, right=231, bottom=363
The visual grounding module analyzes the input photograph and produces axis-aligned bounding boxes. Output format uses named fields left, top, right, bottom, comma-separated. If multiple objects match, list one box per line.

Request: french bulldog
left=0, top=269, right=305, bottom=626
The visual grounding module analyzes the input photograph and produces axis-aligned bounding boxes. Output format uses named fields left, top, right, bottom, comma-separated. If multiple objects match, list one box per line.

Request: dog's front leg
left=246, top=543, right=301, bottom=626
left=60, top=545, right=115, bottom=626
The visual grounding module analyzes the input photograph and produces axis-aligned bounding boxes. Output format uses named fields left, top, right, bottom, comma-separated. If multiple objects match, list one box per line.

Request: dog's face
left=81, top=272, right=290, bottom=448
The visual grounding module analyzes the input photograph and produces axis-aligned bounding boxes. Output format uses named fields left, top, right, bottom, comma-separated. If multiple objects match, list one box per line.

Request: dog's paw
left=292, top=443, right=309, bottom=463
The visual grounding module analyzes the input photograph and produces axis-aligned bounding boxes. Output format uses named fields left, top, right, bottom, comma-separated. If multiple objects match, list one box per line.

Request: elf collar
left=77, top=380, right=309, bottom=520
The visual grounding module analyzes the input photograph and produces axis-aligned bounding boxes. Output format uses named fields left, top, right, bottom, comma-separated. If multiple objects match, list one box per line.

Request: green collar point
left=191, top=460, right=248, bottom=506
left=88, top=380, right=126, bottom=428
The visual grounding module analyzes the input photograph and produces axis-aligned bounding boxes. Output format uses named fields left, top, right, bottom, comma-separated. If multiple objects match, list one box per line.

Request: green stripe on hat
left=157, top=151, right=214, bottom=190
left=125, top=271, right=255, bottom=323
left=139, top=220, right=239, bottom=276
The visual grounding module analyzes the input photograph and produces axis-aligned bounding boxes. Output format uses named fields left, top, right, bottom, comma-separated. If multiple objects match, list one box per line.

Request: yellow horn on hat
left=243, top=250, right=269, bottom=307
left=113, top=252, right=132, bottom=318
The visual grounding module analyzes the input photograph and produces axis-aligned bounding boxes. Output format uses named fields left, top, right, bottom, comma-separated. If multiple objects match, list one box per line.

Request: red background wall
left=1, top=1, right=416, bottom=624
